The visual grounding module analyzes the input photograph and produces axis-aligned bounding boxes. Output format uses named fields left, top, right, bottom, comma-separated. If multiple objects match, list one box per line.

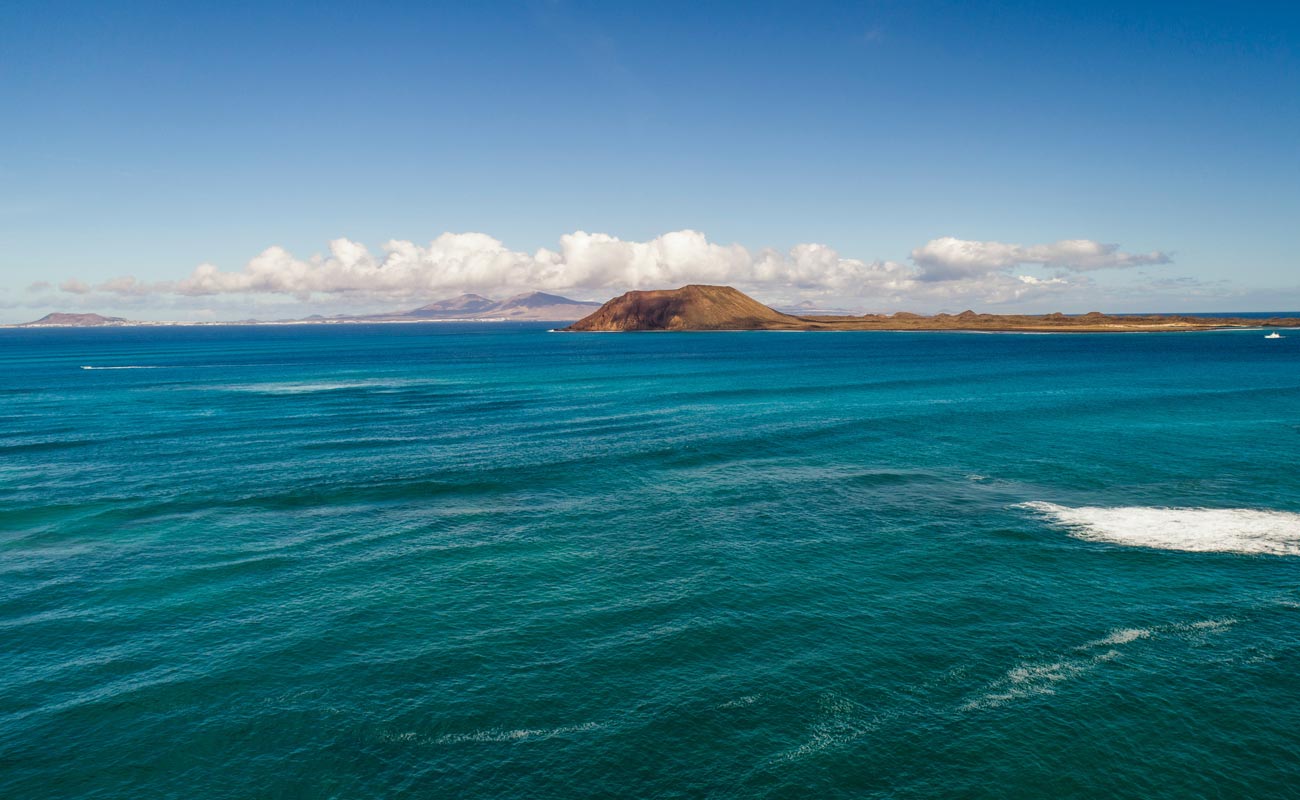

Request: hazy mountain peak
left=497, top=291, right=595, bottom=309
left=410, top=294, right=498, bottom=314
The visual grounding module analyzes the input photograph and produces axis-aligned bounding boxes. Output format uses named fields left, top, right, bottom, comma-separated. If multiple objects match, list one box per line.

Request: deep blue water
left=2, top=323, right=1299, bottom=799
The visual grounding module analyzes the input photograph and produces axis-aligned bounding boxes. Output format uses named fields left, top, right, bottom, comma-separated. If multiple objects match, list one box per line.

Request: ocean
left=2, top=323, right=1298, bottom=798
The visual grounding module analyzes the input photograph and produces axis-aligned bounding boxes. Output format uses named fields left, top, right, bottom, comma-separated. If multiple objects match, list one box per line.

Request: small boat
left=1265, top=332, right=1284, bottom=339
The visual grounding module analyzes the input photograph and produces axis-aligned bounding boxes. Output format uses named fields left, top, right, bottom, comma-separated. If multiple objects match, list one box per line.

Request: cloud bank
left=911, top=237, right=1171, bottom=280
left=51, top=231, right=1172, bottom=310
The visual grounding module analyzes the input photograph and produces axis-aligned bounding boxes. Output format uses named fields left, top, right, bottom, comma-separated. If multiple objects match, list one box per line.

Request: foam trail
left=80, top=365, right=160, bottom=370
left=1020, top=502, right=1300, bottom=555
left=435, top=722, right=600, bottom=744
left=217, top=380, right=384, bottom=394
left=1086, top=628, right=1151, bottom=647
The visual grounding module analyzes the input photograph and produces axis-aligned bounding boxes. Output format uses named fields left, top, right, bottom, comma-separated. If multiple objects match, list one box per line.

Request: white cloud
left=97, top=275, right=152, bottom=296
left=911, top=236, right=1170, bottom=280
left=49, top=229, right=1175, bottom=313
left=154, top=230, right=923, bottom=302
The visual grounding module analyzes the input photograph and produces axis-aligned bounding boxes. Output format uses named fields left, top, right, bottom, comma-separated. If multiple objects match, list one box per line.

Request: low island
left=563, top=285, right=1300, bottom=333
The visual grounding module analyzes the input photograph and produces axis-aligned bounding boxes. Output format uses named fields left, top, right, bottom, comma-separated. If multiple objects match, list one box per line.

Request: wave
left=1019, top=501, right=1300, bottom=555
left=80, top=365, right=160, bottom=370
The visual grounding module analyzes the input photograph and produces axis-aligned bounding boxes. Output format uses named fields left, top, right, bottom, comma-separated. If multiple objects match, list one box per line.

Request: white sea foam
left=1019, top=502, right=1300, bottom=555
left=80, top=365, right=160, bottom=370
left=718, top=694, right=760, bottom=709
left=436, top=721, right=600, bottom=744
left=1166, top=617, right=1238, bottom=638
left=1086, top=627, right=1152, bottom=647
left=776, top=693, right=881, bottom=763
left=961, top=656, right=1102, bottom=711
left=217, top=380, right=388, bottom=394
left=961, top=616, right=1233, bottom=711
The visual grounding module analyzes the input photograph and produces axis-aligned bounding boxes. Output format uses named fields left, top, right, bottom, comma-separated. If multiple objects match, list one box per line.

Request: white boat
left=1265, top=332, right=1284, bottom=339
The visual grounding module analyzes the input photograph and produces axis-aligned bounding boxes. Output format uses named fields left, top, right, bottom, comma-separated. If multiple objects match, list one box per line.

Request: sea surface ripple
left=2, top=323, right=1299, bottom=798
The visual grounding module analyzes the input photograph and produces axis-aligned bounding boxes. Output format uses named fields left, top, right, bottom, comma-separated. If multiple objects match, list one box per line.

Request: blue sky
left=2, top=0, right=1297, bottom=319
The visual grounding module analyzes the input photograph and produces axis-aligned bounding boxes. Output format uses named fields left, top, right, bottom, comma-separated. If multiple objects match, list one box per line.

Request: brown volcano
left=21, top=312, right=128, bottom=327
left=563, top=285, right=799, bottom=331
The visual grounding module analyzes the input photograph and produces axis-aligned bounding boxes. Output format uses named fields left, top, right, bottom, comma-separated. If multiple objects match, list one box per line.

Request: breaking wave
left=1020, top=502, right=1300, bottom=555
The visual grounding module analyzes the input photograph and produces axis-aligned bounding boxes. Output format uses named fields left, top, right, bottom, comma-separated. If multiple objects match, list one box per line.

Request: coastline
left=0, top=317, right=560, bottom=330
left=559, top=317, right=1300, bottom=334
left=550, top=325, right=1276, bottom=334
left=9, top=317, right=1295, bottom=334
left=559, top=285, right=1300, bottom=334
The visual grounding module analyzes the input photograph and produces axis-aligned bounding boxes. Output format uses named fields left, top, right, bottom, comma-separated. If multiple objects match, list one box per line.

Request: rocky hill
left=21, top=312, right=128, bottom=327
left=564, top=285, right=801, bottom=331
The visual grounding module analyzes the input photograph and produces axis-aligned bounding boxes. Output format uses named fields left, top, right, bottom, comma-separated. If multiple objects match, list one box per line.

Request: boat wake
left=1019, top=501, right=1300, bottom=555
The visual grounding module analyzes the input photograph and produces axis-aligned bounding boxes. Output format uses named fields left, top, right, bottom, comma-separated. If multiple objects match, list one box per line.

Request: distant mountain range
left=15, top=291, right=602, bottom=327
left=388, top=292, right=601, bottom=321
left=406, top=293, right=498, bottom=316
left=772, top=301, right=858, bottom=316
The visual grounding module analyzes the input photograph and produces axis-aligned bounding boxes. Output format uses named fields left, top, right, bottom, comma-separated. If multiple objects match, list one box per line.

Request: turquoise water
left=3, top=324, right=1299, bottom=798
